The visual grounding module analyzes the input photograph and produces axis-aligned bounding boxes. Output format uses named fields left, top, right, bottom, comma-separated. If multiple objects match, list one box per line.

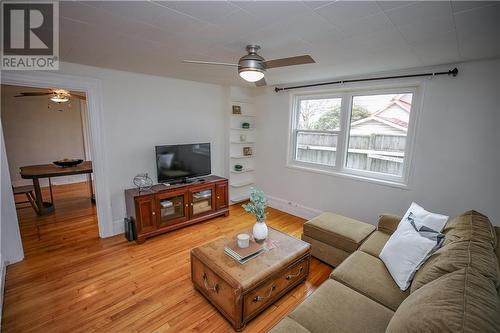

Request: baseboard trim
left=266, top=195, right=322, bottom=220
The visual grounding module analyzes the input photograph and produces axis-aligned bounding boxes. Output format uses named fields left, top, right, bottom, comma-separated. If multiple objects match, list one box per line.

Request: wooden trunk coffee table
left=191, top=227, right=311, bottom=331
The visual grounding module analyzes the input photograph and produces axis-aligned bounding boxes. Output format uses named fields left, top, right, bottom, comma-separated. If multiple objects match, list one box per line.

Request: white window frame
left=291, top=93, right=344, bottom=170
left=287, top=81, right=423, bottom=189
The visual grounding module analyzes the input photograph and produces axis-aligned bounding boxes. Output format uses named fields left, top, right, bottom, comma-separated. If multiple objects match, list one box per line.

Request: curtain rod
left=274, top=67, right=458, bottom=92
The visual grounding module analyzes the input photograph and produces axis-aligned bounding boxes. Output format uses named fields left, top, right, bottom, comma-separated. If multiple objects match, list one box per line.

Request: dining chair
left=12, top=184, right=38, bottom=213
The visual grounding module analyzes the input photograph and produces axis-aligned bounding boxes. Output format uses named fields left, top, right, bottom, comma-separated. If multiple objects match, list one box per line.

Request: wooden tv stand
left=125, top=175, right=229, bottom=244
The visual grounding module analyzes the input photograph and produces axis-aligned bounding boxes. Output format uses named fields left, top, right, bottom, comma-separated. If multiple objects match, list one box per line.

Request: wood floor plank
left=3, top=182, right=332, bottom=332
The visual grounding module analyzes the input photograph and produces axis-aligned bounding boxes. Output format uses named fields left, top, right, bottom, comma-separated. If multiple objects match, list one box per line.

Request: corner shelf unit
left=229, top=101, right=256, bottom=203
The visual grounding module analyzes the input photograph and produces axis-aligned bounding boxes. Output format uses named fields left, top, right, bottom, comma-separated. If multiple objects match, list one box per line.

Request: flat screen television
left=155, top=143, right=211, bottom=183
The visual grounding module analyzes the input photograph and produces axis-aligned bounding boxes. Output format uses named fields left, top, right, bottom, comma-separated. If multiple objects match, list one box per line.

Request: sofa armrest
left=377, top=214, right=402, bottom=235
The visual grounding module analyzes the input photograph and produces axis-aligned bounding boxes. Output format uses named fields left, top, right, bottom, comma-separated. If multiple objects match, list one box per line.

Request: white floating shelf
left=230, top=155, right=255, bottom=159
left=231, top=128, right=254, bottom=131
left=230, top=180, right=254, bottom=188
left=231, top=168, right=254, bottom=174
left=230, top=195, right=250, bottom=203
left=231, top=114, right=256, bottom=117
left=230, top=141, right=255, bottom=144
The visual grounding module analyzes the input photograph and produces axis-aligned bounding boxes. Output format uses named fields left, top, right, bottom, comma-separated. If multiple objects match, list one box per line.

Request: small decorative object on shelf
left=234, top=164, right=243, bottom=172
left=133, top=173, right=153, bottom=192
left=239, top=134, right=247, bottom=142
left=241, top=122, right=250, bottom=129
left=243, top=188, right=268, bottom=243
left=243, top=147, right=253, bottom=156
left=232, top=105, right=242, bottom=115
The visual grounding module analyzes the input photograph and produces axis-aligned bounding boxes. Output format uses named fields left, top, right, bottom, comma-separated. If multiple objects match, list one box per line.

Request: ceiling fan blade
left=182, top=60, right=238, bottom=67
left=264, top=55, right=315, bottom=69
left=70, top=93, right=86, bottom=100
left=15, top=92, right=52, bottom=97
left=255, top=78, right=267, bottom=87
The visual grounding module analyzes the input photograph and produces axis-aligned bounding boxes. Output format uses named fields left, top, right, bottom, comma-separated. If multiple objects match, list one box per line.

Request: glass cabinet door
left=190, top=187, right=214, bottom=217
left=157, top=193, right=187, bottom=227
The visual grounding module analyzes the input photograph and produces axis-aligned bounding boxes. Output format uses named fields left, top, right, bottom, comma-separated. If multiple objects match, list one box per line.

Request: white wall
left=1, top=85, right=86, bottom=187
left=254, top=58, right=500, bottom=226
left=0, top=121, right=24, bottom=317
left=53, top=62, right=229, bottom=232
left=3, top=58, right=498, bottom=244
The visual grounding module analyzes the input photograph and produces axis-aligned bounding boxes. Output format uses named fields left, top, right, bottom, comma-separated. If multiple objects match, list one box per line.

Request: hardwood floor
left=3, top=182, right=332, bottom=333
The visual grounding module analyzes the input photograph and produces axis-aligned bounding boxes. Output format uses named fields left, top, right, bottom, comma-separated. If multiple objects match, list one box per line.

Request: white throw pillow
left=380, top=202, right=449, bottom=290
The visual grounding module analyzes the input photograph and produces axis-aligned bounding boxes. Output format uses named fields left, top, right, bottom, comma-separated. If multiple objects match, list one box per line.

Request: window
left=295, top=97, right=342, bottom=167
left=289, top=87, right=418, bottom=186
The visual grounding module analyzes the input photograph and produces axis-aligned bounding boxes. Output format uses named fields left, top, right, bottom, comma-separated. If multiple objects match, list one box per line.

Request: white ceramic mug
left=237, top=233, right=250, bottom=248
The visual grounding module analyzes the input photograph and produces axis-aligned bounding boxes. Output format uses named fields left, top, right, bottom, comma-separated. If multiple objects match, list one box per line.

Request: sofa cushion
left=411, top=239, right=500, bottom=293
left=269, top=317, right=311, bottom=333
left=330, top=251, right=408, bottom=311
left=443, top=210, right=496, bottom=248
left=377, top=214, right=402, bottom=235
left=496, top=227, right=500, bottom=266
left=286, top=279, right=394, bottom=333
left=387, top=268, right=500, bottom=333
left=359, top=231, right=390, bottom=258
left=303, top=212, right=375, bottom=253
left=496, top=227, right=500, bottom=293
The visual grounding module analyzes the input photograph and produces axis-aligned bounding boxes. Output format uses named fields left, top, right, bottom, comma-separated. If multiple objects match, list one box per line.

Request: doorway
left=1, top=71, right=113, bottom=263
left=1, top=84, right=98, bottom=254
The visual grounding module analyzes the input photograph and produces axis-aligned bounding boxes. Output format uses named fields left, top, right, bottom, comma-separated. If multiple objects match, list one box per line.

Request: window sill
left=286, top=163, right=410, bottom=190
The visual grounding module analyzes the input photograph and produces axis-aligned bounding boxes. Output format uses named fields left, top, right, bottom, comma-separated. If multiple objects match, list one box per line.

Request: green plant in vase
left=242, top=188, right=268, bottom=242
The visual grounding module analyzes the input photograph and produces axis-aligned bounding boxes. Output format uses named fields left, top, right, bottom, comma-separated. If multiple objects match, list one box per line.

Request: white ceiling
left=60, top=1, right=500, bottom=86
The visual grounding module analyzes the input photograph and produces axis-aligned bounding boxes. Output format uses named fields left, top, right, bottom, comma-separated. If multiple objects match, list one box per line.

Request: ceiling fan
left=182, top=45, right=315, bottom=86
left=14, top=89, right=86, bottom=103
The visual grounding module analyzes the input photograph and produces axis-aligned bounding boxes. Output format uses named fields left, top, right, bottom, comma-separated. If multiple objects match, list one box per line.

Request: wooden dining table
left=20, top=161, right=94, bottom=215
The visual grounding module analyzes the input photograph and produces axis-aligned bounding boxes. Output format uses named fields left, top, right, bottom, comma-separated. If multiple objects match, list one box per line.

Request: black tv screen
left=156, top=143, right=211, bottom=183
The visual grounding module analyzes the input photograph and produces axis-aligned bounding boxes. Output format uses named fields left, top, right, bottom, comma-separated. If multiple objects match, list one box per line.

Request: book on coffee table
left=224, top=239, right=265, bottom=264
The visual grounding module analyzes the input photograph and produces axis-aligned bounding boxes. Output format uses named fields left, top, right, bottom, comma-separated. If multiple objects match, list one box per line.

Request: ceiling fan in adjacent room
left=14, top=89, right=86, bottom=103
left=182, top=45, right=315, bottom=86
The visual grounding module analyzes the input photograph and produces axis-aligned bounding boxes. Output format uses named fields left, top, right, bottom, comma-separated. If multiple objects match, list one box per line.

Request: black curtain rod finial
left=449, top=67, right=458, bottom=77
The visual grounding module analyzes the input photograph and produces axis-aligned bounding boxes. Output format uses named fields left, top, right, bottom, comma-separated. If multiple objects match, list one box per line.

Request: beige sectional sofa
left=270, top=210, right=500, bottom=333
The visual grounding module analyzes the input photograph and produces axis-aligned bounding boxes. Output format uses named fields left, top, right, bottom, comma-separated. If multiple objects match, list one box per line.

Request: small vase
left=253, top=219, right=268, bottom=243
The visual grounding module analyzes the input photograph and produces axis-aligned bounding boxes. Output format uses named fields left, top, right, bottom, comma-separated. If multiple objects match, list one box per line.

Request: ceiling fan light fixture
left=182, top=44, right=315, bottom=86
left=50, top=94, right=69, bottom=103
left=239, top=69, right=265, bottom=82
left=238, top=45, right=266, bottom=83
left=50, top=89, right=70, bottom=103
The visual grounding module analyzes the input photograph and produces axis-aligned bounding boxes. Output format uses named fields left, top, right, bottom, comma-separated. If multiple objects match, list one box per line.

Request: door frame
left=1, top=71, right=114, bottom=238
